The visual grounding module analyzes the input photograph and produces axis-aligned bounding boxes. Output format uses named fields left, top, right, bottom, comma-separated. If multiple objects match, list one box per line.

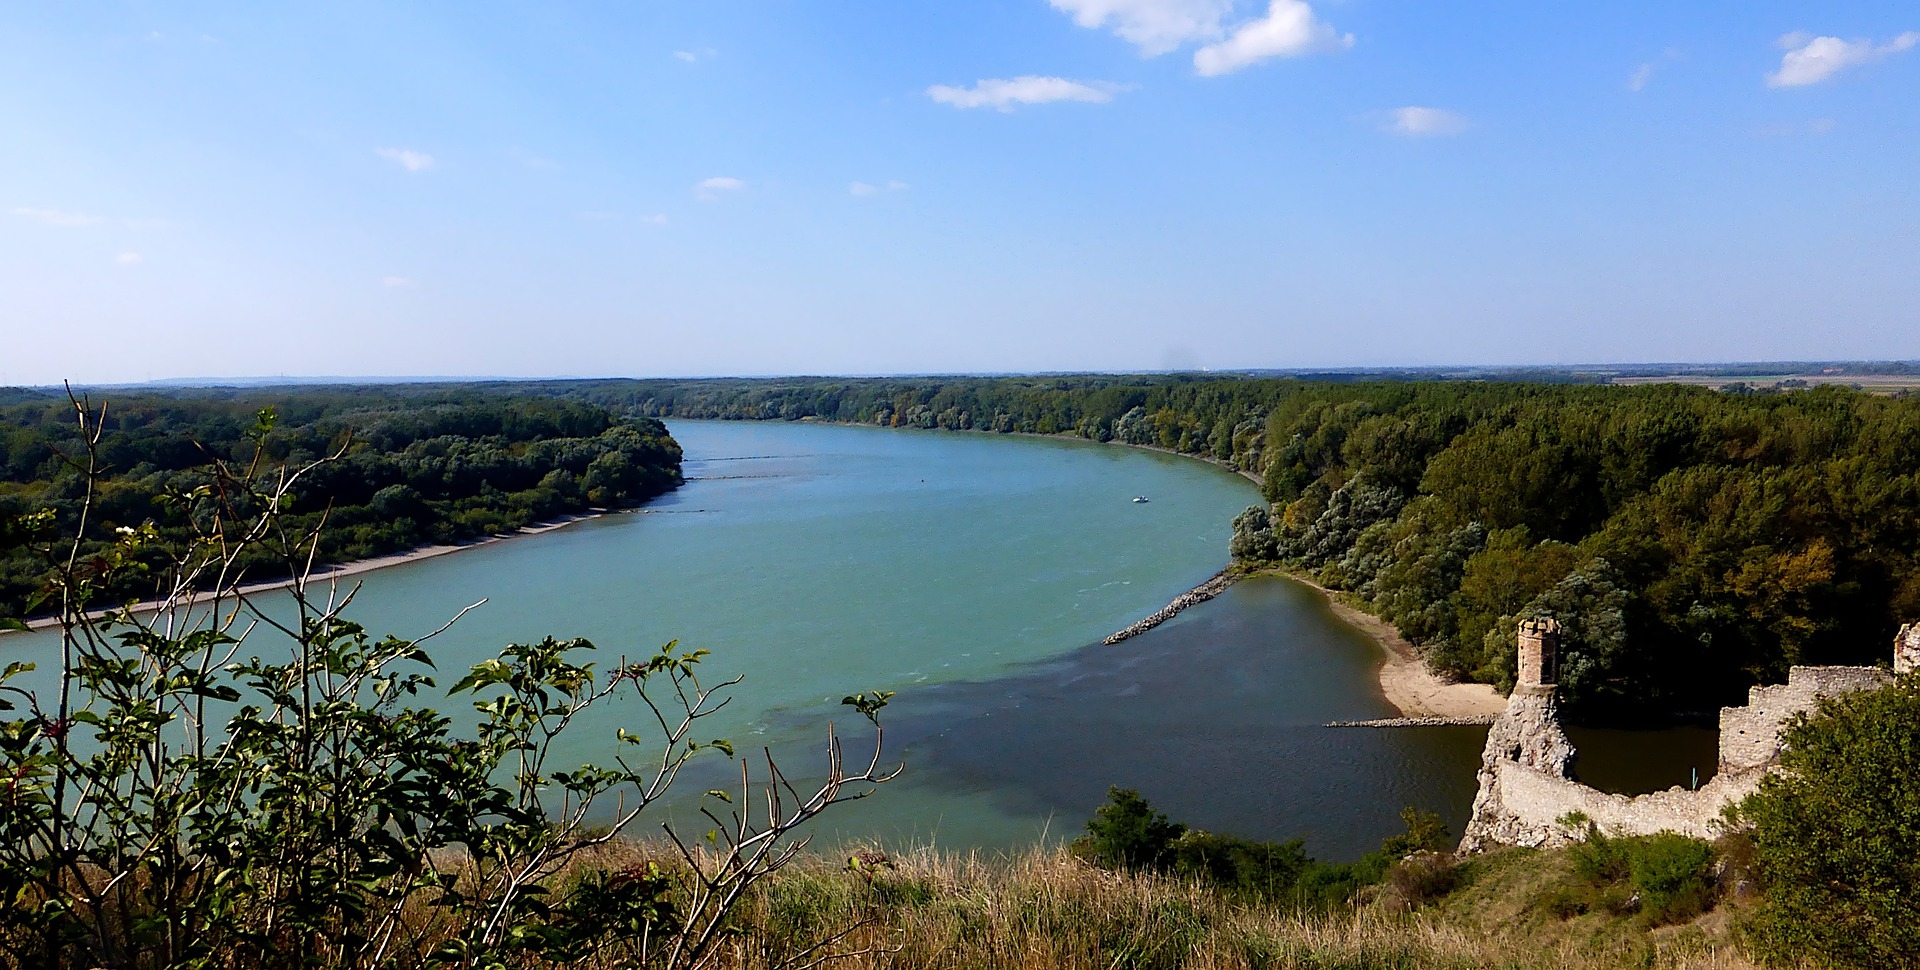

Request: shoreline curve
left=798, top=417, right=1502, bottom=718
left=1273, top=569, right=1507, bottom=720
left=10, top=511, right=610, bottom=635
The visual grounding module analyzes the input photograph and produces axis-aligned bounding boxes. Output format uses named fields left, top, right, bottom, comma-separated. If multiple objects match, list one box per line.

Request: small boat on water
left=1132, top=496, right=1150, bottom=503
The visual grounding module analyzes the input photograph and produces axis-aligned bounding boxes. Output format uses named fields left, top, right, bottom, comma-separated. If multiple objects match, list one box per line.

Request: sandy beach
left=1274, top=570, right=1507, bottom=719
left=13, top=512, right=606, bottom=634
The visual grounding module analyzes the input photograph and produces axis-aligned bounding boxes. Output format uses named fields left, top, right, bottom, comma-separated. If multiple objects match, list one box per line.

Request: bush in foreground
left=1071, top=788, right=1457, bottom=911
left=1738, top=674, right=1920, bottom=969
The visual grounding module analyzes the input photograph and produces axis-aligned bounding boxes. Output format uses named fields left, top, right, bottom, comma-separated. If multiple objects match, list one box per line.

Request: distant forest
left=529, top=375, right=1920, bottom=720
left=0, top=388, right=681, bottom=620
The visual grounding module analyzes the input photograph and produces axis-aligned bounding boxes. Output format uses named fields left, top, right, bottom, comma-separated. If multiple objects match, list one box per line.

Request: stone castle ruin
left=1459, top=618, right=1916, bottom=853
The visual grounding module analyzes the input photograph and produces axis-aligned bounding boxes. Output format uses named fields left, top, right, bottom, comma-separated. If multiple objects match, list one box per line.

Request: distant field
left=1610, top=373, right=1920, bottom=393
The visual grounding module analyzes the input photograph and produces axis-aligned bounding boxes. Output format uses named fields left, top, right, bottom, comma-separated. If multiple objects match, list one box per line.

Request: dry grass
left=10, top=841, right=1762, bottom=969
left=666, top=843, right=1763, bottom=970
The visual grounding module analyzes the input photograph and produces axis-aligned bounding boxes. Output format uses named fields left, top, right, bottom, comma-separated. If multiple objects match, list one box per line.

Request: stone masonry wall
left=1458, top=629, right=1900, bottom=853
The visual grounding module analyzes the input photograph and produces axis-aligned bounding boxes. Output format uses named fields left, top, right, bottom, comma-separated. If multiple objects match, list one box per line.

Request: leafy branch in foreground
left=0, top=392, right=897, bottom=970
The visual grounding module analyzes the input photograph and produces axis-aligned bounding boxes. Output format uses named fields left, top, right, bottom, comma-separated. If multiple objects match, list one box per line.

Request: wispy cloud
left=927, top=76, right=1122, bottom=111
left=1630, top=47, right=1684, bottom=92
left=116, top=252, right=144, bottom=266
left=10, top=207, right=104, bottom=228
left=375, top=147, right=436, bottom=172
left=696, top=177, right=745, bottom=200
left=673, top=47, right=716, bottom=63
left=1768, top=31, right=1918, bottom=87
left=1193, top=1, right=1352, bottom=76
left=1381, top=106, right=1470, bottom=137
left=850, top=180, right=910, bottom=197
left=1049, top=0, right=1232, bottom=57
left=1049, top=0, right=1347, bottom=75
left=381, top=275, right=416, bottom=288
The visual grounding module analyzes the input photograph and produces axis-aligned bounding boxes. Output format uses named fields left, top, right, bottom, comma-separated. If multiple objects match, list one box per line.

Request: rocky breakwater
left=1103, top=570, right=1238, bottom=645
left=1327, top=714, right=1500, bottom=728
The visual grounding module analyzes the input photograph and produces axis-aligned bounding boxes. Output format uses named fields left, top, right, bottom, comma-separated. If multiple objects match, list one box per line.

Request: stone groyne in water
left=1103, top=570, right=1238, bottom=645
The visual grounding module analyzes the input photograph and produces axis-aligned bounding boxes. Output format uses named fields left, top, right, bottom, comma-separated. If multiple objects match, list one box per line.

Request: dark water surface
left=847, top=577, right=1491, bottom=860
left=4, top=420, right=1634, bottom=860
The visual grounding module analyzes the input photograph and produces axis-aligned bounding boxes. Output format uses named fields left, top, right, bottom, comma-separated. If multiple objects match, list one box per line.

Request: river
left=0, top=420, right=1716, bottom=860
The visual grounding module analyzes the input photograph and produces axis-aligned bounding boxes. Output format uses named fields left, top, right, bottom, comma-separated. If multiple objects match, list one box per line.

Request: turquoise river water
left=2, top=420, right=1717, bottom=860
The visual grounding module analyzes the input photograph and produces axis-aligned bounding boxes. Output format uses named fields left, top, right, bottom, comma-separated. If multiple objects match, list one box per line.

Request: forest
left=529, top=374, right=1920, bottom=720
left=0, top=387, right=682, bottom=620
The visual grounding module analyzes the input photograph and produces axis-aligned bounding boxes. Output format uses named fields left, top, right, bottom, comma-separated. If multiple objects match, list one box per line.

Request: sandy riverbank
left=1080, top=434, right=1501, bottom=717
left=13, top=512, right=608, bottom=634
left=1274, top=570, right=1506, bottom=719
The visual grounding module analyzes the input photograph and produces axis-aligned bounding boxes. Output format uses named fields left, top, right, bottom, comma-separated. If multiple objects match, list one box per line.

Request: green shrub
left=1626, top=833, right=1716, bottom=924
left=1739, top=674, right=1920, bottom=969
left=1385, top=851, right=1461, bottom=908
left=1558, top=827, right=1717, bottom=926
left=1076, top=791, right=1458, bottom=911
left=1169, top=830, right=1312, bottom=900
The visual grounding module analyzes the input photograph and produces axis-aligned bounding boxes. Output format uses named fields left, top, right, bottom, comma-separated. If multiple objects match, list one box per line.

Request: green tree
left=1078, top=787, right=1185, bottom=871
left=1229, top=505, right=1279, bottom=563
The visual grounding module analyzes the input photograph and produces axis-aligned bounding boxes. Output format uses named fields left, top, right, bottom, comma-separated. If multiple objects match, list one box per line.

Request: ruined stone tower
left=1462, top=615, right=1911, bottom=854
left=1517, top=617, right=1561, bottom=689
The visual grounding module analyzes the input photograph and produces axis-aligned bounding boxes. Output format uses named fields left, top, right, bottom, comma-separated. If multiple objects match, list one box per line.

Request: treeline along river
left=0, top=418, right=1714, bottom=860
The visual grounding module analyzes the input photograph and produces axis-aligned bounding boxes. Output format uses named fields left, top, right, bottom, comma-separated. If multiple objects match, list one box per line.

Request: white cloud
left=927, top=76, right=1121, bottom=111
left=375, top=147, right=435, bottom=172
left=696, top=177, right=744, bottom=200
left=381, top=275, right=415, bottom=287
left=641, top=213, right=669, bottom=224
left=850, top=180, right=909, bottom=197
left=10, top=207, right=104, bottom=228
left=1050, top=0, right=1347, bottom=73
left=1382, top=106, right=1470, bottom=137
left=1768, top=31, right=1918, bottom=87
left=673, top=47, right=715, bottom=63
left=1193, top=0, right=1352, bottom=76
left=115, top=252, right=144, bottom=266
left=1048, top=0, right=1231, bottom=56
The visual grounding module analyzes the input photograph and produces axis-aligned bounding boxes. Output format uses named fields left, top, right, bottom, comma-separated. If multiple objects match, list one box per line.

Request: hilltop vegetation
left=0, top=388, right=681, bottom=620
left=539, top=375, right=1920, bottom=719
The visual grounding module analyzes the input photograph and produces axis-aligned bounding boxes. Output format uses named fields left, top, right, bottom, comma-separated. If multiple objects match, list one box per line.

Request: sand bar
left=10, top=512, right=606, bottom=634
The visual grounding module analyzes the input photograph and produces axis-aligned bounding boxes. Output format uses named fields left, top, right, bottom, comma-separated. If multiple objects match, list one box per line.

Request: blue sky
left=3, top=1, right=1917, bottom=384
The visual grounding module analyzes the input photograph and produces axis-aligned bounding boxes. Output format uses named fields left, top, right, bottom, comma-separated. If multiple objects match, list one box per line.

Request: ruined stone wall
left=1898, top=622, right=1919, bottom=675
left=1459, top=632, right=1900, bottom=853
